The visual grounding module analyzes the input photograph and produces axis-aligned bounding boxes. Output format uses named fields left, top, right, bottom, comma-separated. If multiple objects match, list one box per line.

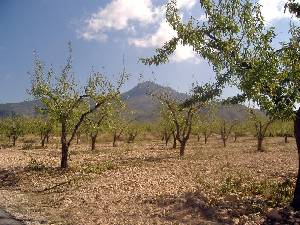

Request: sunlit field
left=0, top=135, right=298, bottom=225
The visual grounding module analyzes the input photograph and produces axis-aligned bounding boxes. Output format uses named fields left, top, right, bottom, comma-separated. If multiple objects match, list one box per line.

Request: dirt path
left=0, top=209, right=24, bottom=225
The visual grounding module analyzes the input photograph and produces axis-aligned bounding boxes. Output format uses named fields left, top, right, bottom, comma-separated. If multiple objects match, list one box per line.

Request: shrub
left=83, top=162, right=115, bottom=174
left=21, top=143, right=33, bottom=150
left=26, top=158, right=47, bottom=171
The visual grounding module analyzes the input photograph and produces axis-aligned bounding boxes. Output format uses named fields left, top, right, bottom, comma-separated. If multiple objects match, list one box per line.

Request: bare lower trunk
left=197, top=134, right=200, bottom=142
left=234, top=133, right=237, bottom=142
left=113, top=132, right=117, bottom=147
left=91, top=134, right=97, bottom=151
left=61, top=142, right=68, bottom=168
left=285, top=134, right=288, bottom=143
left=41, top=135, right=47, bottom=147
left=291, top=109, right=300, bottom=209
left=257, top=134, right=264, bottom=152
left=172, top=132, right=177, bottom=149
left=12, top=135, right=17, bottom=146
left=179, top=141, right=186, bottom=157
left=60, top=122, right=69, bottom=169
left=204, top=133, right=208, bottom=144
left=165, top=134, right=171, bottom=146
left=222, top=137, right=226, bottom=147
left=257, top=135, right=264, bottom=152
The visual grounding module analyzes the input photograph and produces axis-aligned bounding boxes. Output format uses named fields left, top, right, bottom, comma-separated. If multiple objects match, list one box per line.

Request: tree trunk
left=113, top=132, right=117, bottom=147
left=41, top=135, right=47, bottom=147
left=291, top=108, right=300, bottom=209
left=12, top=135, right=16, bottom=146
left=197, top=134, right=200, bottom=142
left=179, top=141, right=186, bottom=157
left=285, top=134, right=288, bottom=143
left=165, top=134, right=170, bottom=146
left=61, top=142, right=68, bottom=169
left=257, top=135, right=264, bottom=152
left=234, top=133, right=237, bottom=142
left=46, top=133, right=49, bottom=144
left=91, top=134, right=97, bottom=151
left=222, top=137, right=226, bottom=147
left=60, top=122, right=69, bottom=169
left=172, top=132, right=177, bottom=149
left=204, top=133, right=208, bottom=144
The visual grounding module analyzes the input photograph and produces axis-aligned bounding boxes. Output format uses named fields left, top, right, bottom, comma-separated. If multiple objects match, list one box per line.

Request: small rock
left=267, top=209, right=282, bottom=221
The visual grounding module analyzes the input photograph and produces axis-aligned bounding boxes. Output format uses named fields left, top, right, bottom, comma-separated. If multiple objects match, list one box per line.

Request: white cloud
left=129, top=20, right=200, bottom=63
left=78, top=0, right=200, bottom=63
left=170, top=44, right=201, bottom=63
left=177, top=0, right=196, bottom=10
left=129, top=21, right=176, bottom=48
left=79, top=0, right=159, bottom=42
left=259, top=0, right=298, bottom=23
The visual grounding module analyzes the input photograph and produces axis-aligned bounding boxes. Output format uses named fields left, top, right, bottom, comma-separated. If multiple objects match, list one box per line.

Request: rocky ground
left=0, top=135, right=299, bottom=224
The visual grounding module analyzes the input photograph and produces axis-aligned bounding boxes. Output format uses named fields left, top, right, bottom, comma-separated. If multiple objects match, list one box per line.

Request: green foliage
left=142, top=0, right=299, bottom=121
left=269, top=120, right=294, bottom=137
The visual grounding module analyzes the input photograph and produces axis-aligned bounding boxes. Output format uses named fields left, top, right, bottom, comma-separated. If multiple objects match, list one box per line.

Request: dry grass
left=0, top=135, right=299, bottom=224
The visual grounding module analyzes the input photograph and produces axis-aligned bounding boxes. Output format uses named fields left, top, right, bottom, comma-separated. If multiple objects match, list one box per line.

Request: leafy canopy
left=142, top=0, right=300, bottom=119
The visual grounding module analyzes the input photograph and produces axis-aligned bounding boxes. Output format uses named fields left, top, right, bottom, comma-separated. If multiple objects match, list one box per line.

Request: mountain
left=0, top=81, right=253, bottom=121
left=0, top=100, right=41, bottom=117
left=121, top=81, right=188, bottom=121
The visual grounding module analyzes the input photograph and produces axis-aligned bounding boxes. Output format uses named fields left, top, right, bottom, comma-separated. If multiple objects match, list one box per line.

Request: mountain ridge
left=0, top=81, right=252, bottom=121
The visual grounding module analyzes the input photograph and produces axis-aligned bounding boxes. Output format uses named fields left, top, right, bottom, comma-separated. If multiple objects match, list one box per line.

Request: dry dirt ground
left=0, top=135, right=299, bottom=225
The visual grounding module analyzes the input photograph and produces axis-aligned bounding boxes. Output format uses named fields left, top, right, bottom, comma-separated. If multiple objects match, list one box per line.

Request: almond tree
left=197, top=105, right=218, bottom=144
left=218, top=119, right=236, bottom=148
left=248, top=110, right=274, bottom=152
left=2, top=116, right=25, bottom=146
left=83, top=106, right=109, bottom=151
left=125, top=123, right=141, bottom=143
left=269, top=119, right=294, bottom=143
left=154, top=84, right=220, bottom=156
left=160, top=107, right=176, bottom=147
left=108, top=102, right=127, bottom=147
left=232, top=118, right=250, bottom=143
left=110, top=118, right=127, bottom=147
left=33, top=116, right=54, bottom=147
left=29, top=44, right=127, bottom=168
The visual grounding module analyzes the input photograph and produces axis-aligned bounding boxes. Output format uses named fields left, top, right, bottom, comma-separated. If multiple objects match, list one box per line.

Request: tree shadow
left=0, top=169, right=20, bottom=188
left=141, top=190, right=297, bottom=225
left=143, top=191, right=233, bottom=224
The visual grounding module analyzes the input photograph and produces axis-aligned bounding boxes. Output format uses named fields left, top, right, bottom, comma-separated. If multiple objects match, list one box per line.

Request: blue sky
left=0, top=0, right=297, bottom=103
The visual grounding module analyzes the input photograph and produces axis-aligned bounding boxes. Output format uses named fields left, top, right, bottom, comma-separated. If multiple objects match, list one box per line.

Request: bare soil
left=0, top=136, right=299, bottom=225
